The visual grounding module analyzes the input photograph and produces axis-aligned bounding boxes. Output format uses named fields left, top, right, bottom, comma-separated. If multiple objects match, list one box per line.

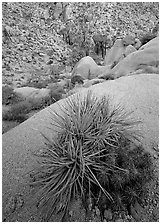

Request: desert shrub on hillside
left=48, top=86, right=65, bottom=102
left=2, top=87, right=65, bottom=123
left=2, top=85, right=22, bottom=105
left=31, top=91, right=153, bottom=221
left=27, top=98, right=49, bottom=110
left=2, top=98, right=48, bottom=122
left=27, top=81, right=48, bottom=89
left=22, top=79, right=56, bottom=89
left=2, top=97, right=48, bottom=122
left=140, top=33, right=158, bottom=46
left=67, top=46, right=85, bottom=67
left=71, top=75, right=84, bottom=85
left=2, top=101, right=32, bottom=122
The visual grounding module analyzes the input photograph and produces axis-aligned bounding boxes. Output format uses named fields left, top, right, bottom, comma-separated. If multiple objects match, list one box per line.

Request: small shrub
left=48, top=86, right=65, bottom=102
left=30, top=82, right=48, bottom=89
left=2, top=85, right=22, bottom=105
left=30, top=91, right=153, bottom=221
left=140, top=32, right=157, bottom=46
left=28, top=96, right=57, bottom=110
left=2, top=88, right=65, bottom=123
left=22, top=77, right=59, bottom=89
left=71, top=75, right=84, bottom=85
left=2, top=101, right=32, bottom=122
left=67, top=46, right=85, bottom=67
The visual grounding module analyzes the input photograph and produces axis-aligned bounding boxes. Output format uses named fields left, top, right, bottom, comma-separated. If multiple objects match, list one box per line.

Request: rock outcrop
left=72, top=56, right=98, bottom=80
left=104, top=39, right=125, bottom=66
left=2, top=74, right=158, bottom=222
left=124, top=45, right=137, bottom=57
left=83, top=78, right=105, bottom=88
left=101, top=37, right=159, bottom=79
left=72, top=56, right=111, bottom=80
left=14, top=87, right=51, bottom=101
left=71, top=35, right=159, bottom=81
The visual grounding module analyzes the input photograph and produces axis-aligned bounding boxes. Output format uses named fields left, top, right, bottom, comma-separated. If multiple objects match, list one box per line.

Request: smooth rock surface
left=125, top=45, right=137, bottom=57
left=72, top=56, right=111, bottom=80
left=3, top=74, right=159, bottom=221
left=14, top=87, right=51, bottom=100
left=72, top=56, right=98, bottom=79
left=104, top=37, right=159, bottom=79
left=104, top=39, right=125, bottom=66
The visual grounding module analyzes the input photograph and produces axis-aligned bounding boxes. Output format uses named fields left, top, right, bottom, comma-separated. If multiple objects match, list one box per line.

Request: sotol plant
left=31, top=91, right=153, bottom=221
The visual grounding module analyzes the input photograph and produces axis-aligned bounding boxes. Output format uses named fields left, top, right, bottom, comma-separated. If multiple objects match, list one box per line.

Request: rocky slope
left=2, top=2, right=159, bottom=88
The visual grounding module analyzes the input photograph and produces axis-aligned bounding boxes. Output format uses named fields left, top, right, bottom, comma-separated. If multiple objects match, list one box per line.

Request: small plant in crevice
left=30, top=91, right=153, bottom=221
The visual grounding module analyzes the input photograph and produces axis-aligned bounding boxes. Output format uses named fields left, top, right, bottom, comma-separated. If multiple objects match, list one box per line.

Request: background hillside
left=2, top=2, right=159, bottom=86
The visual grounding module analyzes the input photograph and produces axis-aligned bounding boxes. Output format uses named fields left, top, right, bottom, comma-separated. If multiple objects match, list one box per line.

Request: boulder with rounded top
left=72, top=56, right=98, bottom=80
left=14, top=87, right=50, bottom=101
left=104, top=39, right=126, bottom=66
left=125, top=45, right=137, bottom=57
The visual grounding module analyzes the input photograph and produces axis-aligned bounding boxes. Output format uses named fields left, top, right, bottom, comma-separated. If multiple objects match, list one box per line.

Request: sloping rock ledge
left=2, top=74, right=158, bottom=221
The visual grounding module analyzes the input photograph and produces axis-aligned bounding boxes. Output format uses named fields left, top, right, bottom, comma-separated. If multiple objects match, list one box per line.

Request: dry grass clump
left=30, top=91, right=153, bottom=221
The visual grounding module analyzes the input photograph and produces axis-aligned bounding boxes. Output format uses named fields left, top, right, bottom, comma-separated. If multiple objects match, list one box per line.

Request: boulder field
left=100, top=36, right=159, bottom=79
left=104, top=35, right=142, bottom=67
left=72, top=37, right=158, bottom=81
left=2, top=73, right=158, bottom=222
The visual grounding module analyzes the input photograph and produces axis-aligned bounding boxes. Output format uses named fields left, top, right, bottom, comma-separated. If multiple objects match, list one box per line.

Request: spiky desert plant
left=31, top=90, right=152, bottom=221
left=97, top=140, right=153, bottom=213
